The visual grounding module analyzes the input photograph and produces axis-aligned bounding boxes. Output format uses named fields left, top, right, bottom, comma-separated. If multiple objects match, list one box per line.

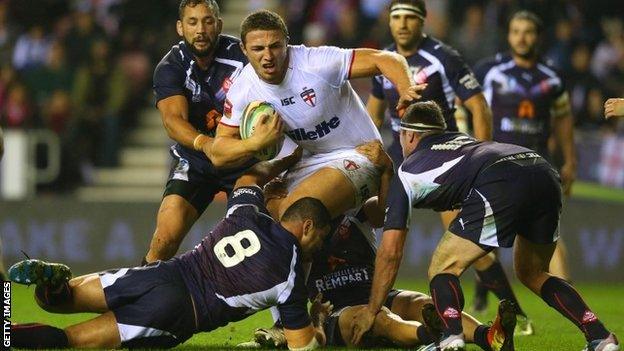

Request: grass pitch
left=9, top=279, right=624, bottom=350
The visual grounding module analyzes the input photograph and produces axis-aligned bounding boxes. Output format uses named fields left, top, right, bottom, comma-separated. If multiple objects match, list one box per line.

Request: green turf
left=9, top=280, right=624, bottom=350
left=573, top=181, right=624, bottom=203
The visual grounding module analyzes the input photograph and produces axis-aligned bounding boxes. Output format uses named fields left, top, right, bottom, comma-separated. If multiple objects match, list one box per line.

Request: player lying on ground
left=351, top=101, right=620, bottom=351
left=245, top=167, right=515, bottom=350
left=303, top=204, right=514, bottom=350
left=8, top=148, right=334, bottom=350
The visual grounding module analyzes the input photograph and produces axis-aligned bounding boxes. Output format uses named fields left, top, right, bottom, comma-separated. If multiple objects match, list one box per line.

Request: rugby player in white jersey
left=211, top=9, right=424, bottom=219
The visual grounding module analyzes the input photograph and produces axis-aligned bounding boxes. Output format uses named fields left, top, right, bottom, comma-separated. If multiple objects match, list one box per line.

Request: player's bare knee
left=428, top=257, right=466, bottom=279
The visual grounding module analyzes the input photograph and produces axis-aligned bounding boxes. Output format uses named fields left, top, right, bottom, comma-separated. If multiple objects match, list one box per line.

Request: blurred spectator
left=331, top=7, right=361, bottom=47
left=68, top=38, right=128, bottom=171
left=590, top=18, right=624, bottom=80
left=0, top=65, right=17, bottom=110
left=568, top=43, right=607, bottom=130
left=12, top=25, right=52, bottom=71
left=1, top=83, right=33, bottom=128
left=63, top=8, right=106, bottom=70
left=545, top=18, right=575, bottom=71
left=23, top=41, right=73, bottom=123
left=449, top=4, right=498, bottom=65
left=302, top=22, right=328, bottom=47
left=0, top=2, right=17, bottom=65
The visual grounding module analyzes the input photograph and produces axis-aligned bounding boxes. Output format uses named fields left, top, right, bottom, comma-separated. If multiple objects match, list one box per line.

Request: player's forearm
left=555, top=114, right=577, bottom=167
left=367, top=230, right=405, bottom=314
left=163, top=113, right=212, bottom=150
left=210, top=136, right=258, bottom=168
left=375, top=53, right=414, bottom=96
left=465, top=95, right=493, bottom=140
left=245, top=150, right=300, bottom=187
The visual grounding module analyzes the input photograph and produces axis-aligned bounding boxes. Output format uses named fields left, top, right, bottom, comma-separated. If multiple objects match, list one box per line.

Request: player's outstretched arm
left=605, top=98, right=624, bottom=118
left=463, top=93, right=493, bottom=141
left=350, top=228, right=407, bottom=345
left=349, top=49, right=424, bottom=112
left=234, top=147, right=302, bottom=190
left=157, top=95, right=214, bottom=154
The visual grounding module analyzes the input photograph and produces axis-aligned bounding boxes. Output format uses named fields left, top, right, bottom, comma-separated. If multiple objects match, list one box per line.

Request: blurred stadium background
left=1, top=0, right=624, bottom=283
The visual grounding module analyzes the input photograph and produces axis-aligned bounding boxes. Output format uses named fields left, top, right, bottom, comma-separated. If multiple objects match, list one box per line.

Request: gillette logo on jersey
left=285, top=116, right=340, bottom=141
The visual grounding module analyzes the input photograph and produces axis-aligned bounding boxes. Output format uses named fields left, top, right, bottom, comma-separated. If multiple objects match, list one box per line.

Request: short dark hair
left=509, top=10, right=543, bottom=35
left=281, top=197, right=331, bottom=230
left=179, top=0, right=220, bottom=20
left=402, top=101, right=447, bottom=132
left=389, top=0, right=427, bottom=18
left=240, top=10, right=289, bottom=45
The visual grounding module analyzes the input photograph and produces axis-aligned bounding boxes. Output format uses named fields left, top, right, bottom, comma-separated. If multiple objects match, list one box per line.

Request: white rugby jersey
left=221, top=45, right=381, bottom=154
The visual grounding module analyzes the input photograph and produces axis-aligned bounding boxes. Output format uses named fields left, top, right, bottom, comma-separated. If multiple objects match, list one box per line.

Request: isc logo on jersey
left=285, top=116, right=341, bottom=141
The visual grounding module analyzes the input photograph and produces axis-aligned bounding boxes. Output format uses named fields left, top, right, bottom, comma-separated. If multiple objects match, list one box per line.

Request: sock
left=540, top=276, right=610, bottom=341
left=416, top=325, right=435, bottom=344
left=430, top=273, right=464, bottom=336
left=473, top=325, right=491, bottom=351
left=11, top=323, right=69, bottom=348
left=35, top=282, right=72, bottom=306
left=476, top=260, right=526, bottom=316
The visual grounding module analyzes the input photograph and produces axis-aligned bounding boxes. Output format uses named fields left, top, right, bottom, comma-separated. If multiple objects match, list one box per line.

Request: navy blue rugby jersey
left=371, top=35, right=483, bottom=133
left=384, top=132, right=536, bottom=230
left=307, top=215, right=377, bottom=310
left=475, top=53, right=568, bottom=156
left=153, top=35, right=255, bottom=174
left=175, top=186, right=310, bottom=332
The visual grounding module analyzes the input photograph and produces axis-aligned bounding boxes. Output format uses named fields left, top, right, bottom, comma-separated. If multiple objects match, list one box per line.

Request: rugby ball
left=240, top=101, right=284, bottom=160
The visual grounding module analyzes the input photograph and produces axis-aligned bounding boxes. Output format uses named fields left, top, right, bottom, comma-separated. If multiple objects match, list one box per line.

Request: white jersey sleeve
left=297, top=45, right=354, bottom=88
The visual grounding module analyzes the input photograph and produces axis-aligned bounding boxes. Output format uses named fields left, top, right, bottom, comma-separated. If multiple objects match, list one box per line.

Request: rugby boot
left=8, top=259, right=72, bottom=287
left=421, top=303, right=465, bottom=351
left=253, top=324, right=287, bottom=348
left=583, top=334, right=620, bottom=351
left=487, top=299, right=517, bottom=351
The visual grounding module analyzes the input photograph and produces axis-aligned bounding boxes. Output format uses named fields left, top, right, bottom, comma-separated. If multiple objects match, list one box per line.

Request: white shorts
left=283, top=149, right=381, bottom=209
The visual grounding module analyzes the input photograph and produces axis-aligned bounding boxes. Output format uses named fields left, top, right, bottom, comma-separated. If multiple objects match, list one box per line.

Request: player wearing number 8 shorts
left=9, top=150, right=334, bottom=350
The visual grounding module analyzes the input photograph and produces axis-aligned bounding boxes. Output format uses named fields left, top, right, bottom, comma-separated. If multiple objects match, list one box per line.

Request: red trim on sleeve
left=347, top=49, right=356, bottom=79
left=219, top=120, right=240, bottom=128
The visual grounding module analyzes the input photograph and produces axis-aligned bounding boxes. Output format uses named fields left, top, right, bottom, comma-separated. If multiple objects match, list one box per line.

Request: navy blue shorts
left=99, top=261, right=197, bottom=348
left=164, top=145, right=254, bottom=214
left=448, top=156, right=562, bottom=249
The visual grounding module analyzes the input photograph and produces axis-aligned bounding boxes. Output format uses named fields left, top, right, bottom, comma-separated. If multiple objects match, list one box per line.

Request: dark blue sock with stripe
left=430, top=273, right=465, bottom=336
left=540, top=276, right=609, bottom=342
